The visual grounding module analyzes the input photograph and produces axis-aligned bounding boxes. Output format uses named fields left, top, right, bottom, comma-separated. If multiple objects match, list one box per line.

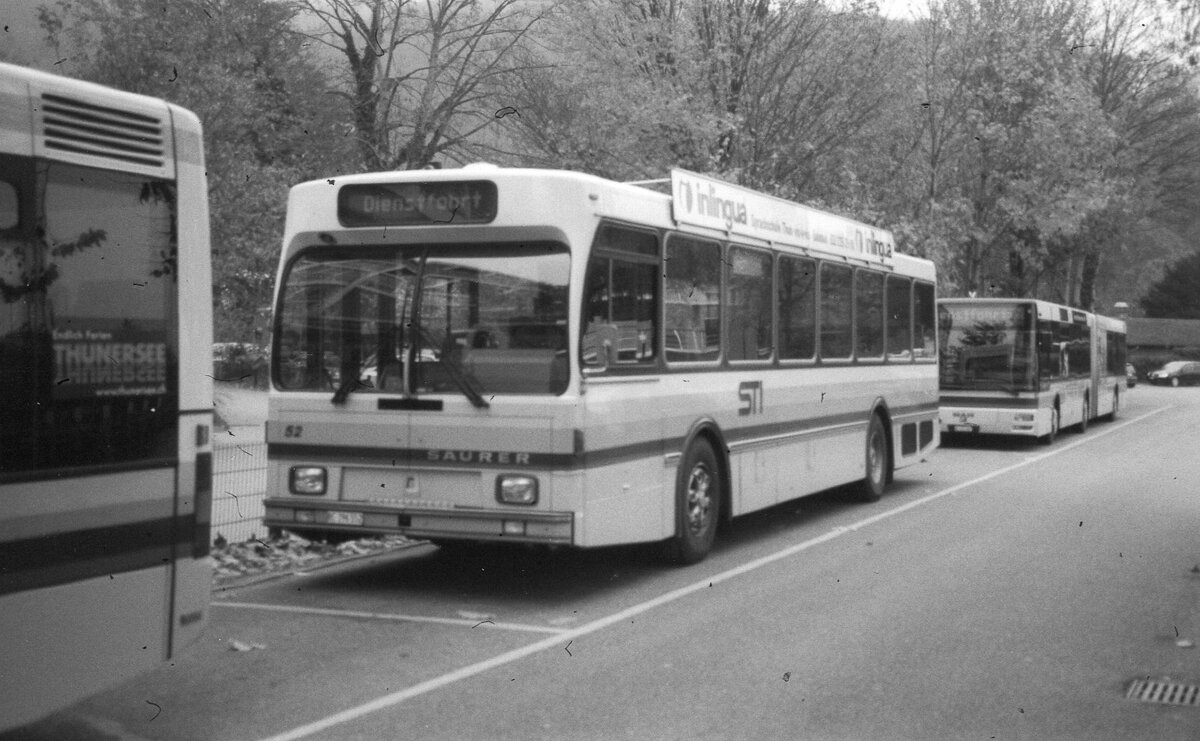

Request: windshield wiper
left=331, top=374, right=369, bottom=405
left=407, top=247, right=489, bottom=409
left=413, top=324, right=490, bottom=409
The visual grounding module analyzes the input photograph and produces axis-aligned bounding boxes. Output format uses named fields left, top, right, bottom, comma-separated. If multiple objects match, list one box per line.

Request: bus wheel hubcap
left=868, top=432, right=884, bottom=483
left=686, top=465, right=712, bottom=535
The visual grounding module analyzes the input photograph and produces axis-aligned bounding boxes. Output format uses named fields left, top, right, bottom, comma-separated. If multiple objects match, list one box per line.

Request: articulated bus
left=0, top=63, right=212, bottom=728
left=262, top=165, right=938, bottom=564
left=938, top=298, right=1127, bottom=443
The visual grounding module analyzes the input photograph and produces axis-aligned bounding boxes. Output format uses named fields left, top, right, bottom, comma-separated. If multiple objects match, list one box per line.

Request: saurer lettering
left=426, top=450, right=532, bottom=465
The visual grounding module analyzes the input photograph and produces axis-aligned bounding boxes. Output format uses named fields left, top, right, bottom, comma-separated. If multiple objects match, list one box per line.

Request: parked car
left=1125, top=363, right=1137, bottom=388
left=1147, top=360, right=1200, bottom=387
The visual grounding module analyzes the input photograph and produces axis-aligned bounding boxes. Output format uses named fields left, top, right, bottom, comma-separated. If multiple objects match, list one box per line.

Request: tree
left=39, top=0, right=350, bottom=341
left=494, top=0, right=724, bottom=180
left=883, top=0, right=1121, bottom=301
left=1141, top=249, right=1200, bottom=317
left=298, top=0, right=555, bottom=171
left=503, top=0, right=900, bottom=197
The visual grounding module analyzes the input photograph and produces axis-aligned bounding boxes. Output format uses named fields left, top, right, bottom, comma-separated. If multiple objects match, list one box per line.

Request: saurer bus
left=262, top=165, right=938, bottom=564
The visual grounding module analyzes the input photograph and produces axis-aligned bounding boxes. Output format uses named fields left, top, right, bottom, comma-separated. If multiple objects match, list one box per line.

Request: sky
left=877, top=0, right=928, bottom=19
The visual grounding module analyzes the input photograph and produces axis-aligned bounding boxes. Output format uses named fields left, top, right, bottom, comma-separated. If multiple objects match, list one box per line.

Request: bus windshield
left=274, top=242, right=571, bottom=397
left=939, top=303, right=1036, bottom=392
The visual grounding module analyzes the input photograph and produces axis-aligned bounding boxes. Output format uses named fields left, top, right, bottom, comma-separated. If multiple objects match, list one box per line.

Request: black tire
left=1039, top=405, right=1059, bottom=446
left=1078, top=396, right=1089, bottom=433
left=1108, top=389, right=1119, bottom=421
left=662, top=439, right=721, bottom=565
left=851, top=414, right=888, bottom=503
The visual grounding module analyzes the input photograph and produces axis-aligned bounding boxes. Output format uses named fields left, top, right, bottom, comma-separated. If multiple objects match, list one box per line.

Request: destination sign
left=942, top=304, right=1029, bottom=328
left=338, top=180, right=498, bottom=227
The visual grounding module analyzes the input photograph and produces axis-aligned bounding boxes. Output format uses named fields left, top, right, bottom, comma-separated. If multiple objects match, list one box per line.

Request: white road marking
left=258, top=405, right=1170, bottom=741
left=214, top=601, right=568, bottom=635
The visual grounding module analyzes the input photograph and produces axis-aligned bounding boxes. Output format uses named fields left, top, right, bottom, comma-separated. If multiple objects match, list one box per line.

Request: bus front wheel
left=663, top=439, right=720, bottom=565
left=852, top=414, right=889, bottom=503
left=1040, top=406, right=1059, bottom=445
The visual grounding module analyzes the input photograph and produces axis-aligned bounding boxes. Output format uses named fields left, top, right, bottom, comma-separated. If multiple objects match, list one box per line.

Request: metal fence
left=211, top=437, right=269, bottom=544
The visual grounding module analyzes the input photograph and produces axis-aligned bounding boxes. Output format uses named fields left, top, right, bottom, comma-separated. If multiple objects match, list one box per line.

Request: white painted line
left=214, top=601, right=569, bottom=635
left=258, top=406, right=1170, bottom=741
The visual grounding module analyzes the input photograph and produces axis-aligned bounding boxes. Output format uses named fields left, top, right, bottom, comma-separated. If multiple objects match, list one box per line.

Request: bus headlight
left=1013, top=413, right=1035, bottom=422
left=496, top=474, right=538, bottom=505
left=289, top=466, right=327, bottom=495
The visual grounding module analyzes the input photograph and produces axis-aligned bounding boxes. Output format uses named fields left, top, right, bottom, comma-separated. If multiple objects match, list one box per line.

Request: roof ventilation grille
left=40, top=92, right=166, bottom=168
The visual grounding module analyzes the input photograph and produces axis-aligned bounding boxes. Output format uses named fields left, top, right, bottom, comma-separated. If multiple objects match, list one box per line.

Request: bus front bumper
left=940, top=407, right=1041, bottom=436
left=263, top=499, right=575, bottom=545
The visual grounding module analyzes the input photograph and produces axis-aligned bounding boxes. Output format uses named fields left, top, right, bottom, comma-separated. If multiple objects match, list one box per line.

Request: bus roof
left=0, top=61, right=201, bottom=179
left=939, top=297, right=1126, bottom=330
left=289, top=164, right=931, bottom=274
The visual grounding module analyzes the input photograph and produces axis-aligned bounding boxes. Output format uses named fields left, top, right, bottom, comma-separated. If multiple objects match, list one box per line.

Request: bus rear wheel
left=1078, top=396, right=1089, bottom=433
left=852, top=414, right=888, bottom=503
left=663, top=439, right=720, bottom=565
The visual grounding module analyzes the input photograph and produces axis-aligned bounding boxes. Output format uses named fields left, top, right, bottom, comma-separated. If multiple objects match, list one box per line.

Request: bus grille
left=40, top=92, right=166, bottom=168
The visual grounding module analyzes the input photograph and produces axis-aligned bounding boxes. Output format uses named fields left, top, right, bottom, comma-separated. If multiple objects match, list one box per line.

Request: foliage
left=26, top=0, right=1200, bottom=326
left=1141, top=250, right=1200, bottom=318
left=39, top=0, right=352, bottom=341
left=297, top=0, right=555, bottom=171
left=501, top=0, right=900, bottom=197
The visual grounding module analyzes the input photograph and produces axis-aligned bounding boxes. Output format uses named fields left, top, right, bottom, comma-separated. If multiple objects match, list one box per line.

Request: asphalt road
left=11, top=384, right=1200, bottom=740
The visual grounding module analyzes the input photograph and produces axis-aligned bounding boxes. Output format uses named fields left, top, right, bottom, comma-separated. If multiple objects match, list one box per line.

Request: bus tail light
left=289, top=466, right=327, bottom=495
left=193, top=451, right=212, bottom=558
left=496, top=475, right=538, bottom=505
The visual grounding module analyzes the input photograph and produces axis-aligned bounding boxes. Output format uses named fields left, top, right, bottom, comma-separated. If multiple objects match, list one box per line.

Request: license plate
left=327, top=511, right=363, bottom=526
left=952, top=424, right=975, bottom=433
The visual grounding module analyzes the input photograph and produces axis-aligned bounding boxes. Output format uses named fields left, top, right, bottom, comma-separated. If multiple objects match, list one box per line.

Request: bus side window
left=913, top=282, right=936, bottom=359
left=778, top=255, right=816, bottom=361
left=855, top=269, right=884, bottom=358
left=886, top=275, right=912, bottom=359
left=819, top=262, right=853, bottom=359
left=727, top=246, right=772, bottom=362
left=582, top=225, right=658, bottom=368
left=665, top=235, right=722, bottom=363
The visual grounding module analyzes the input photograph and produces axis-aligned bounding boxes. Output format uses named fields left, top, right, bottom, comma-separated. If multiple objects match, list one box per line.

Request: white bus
left=938, top=298, right=1127, bottom=443
left=263, top=166, right=938, bottom=564
left=0, top=63, right=213, bottom=728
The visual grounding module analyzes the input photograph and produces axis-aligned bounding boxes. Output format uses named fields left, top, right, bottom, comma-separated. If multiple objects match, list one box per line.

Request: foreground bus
left=938, top=298, right=1127, bottom=443
left=263, top=166, right=938, bottom=564
left=0, top=63, right=212, bottom=728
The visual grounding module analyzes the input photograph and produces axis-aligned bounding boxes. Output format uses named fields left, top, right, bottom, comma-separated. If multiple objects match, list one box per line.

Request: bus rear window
left=0, top=158, right=178, bottom=476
